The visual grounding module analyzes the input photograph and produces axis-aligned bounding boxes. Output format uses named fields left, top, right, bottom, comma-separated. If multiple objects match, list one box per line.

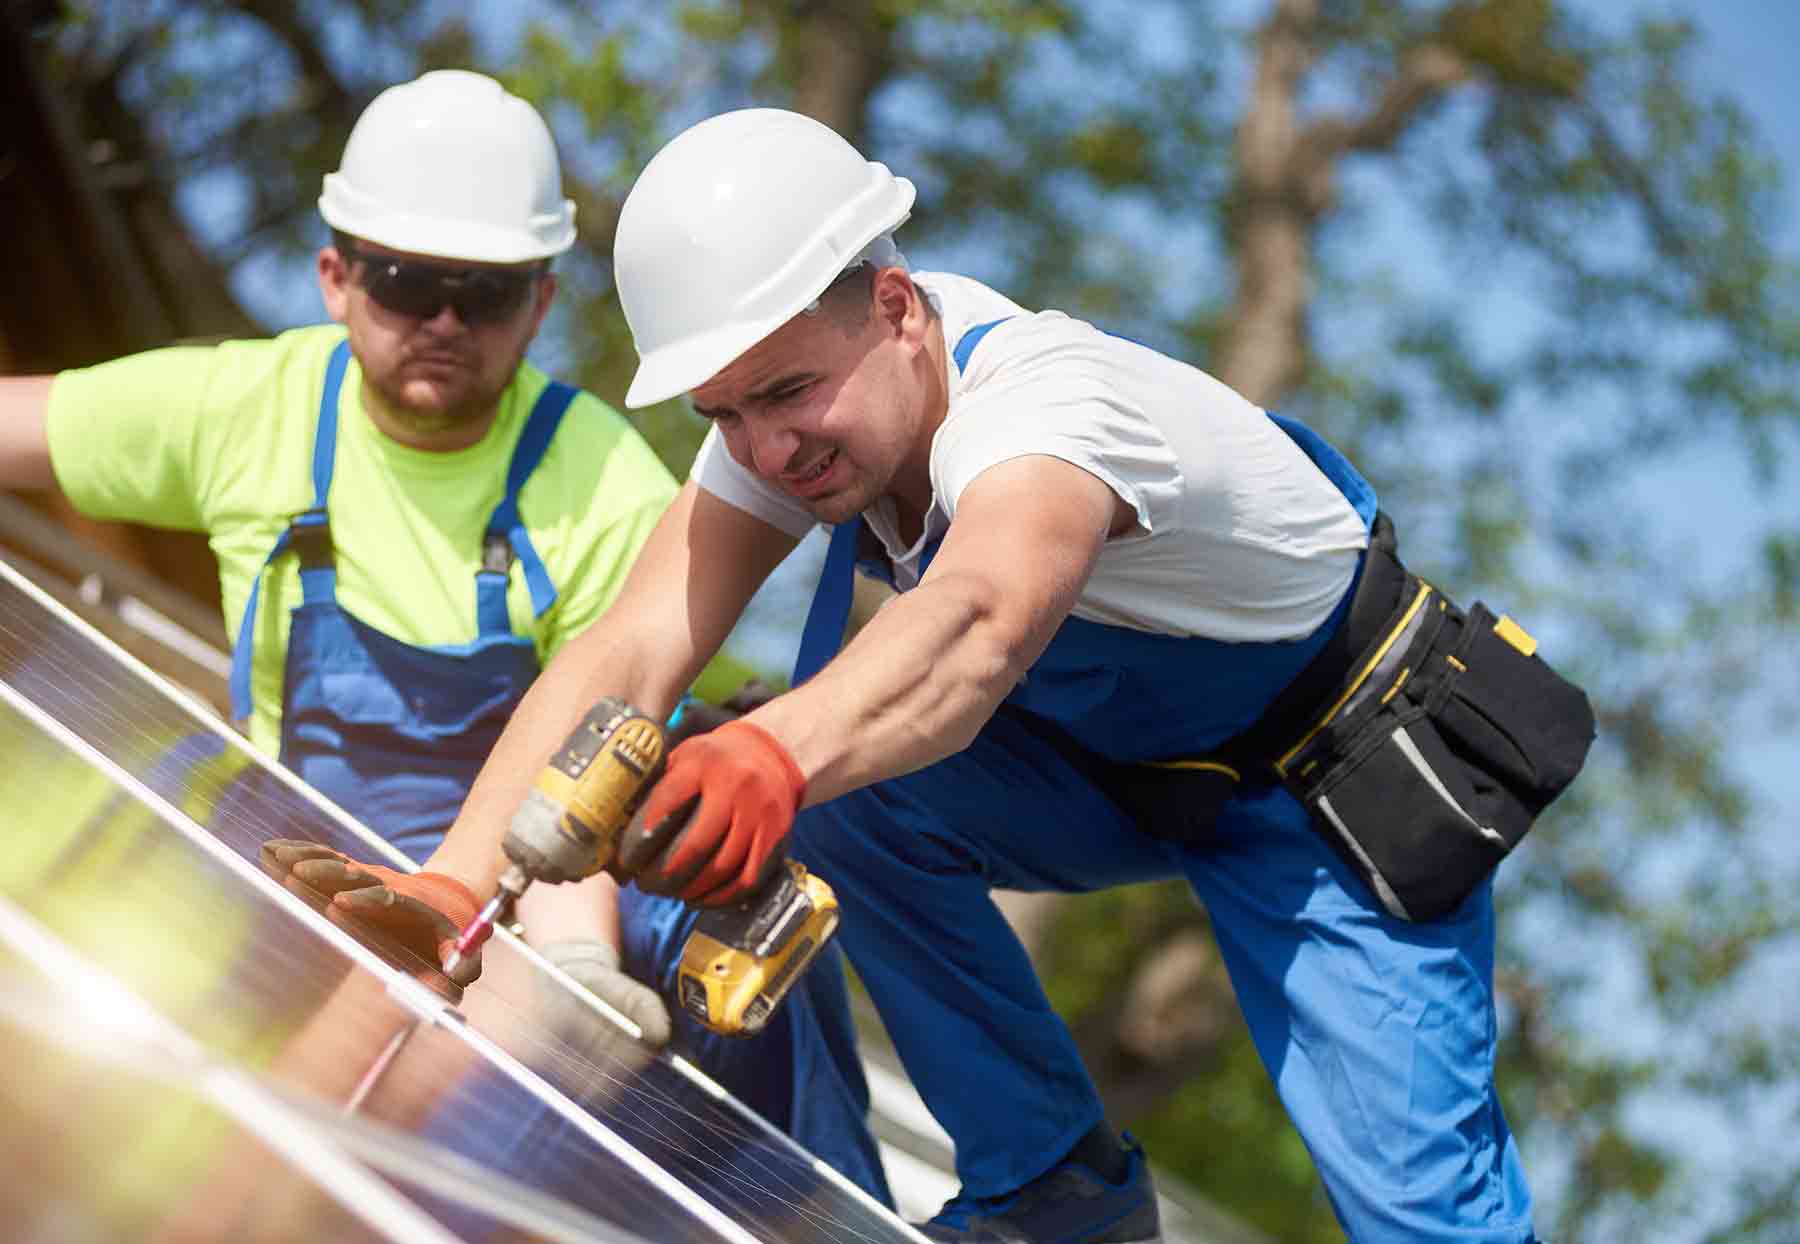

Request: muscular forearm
left=424, top=486, right=796, bottom=896
left=748, top=457, right=1121, bottom=808
left=754, top=567, right=1052, bottom=806
left=516, top=870, right=622, bottom=946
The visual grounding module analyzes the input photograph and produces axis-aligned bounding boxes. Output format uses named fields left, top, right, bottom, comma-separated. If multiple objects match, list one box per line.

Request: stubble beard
left=377, top=382, right=502, bottom=438
left=801, top=462, right=881, bottom=528
left=368, top=337, right=527, bottom=442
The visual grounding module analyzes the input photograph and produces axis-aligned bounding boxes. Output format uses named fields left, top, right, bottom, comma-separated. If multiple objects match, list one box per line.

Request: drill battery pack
left=676, top=860, right=839, bottom=1037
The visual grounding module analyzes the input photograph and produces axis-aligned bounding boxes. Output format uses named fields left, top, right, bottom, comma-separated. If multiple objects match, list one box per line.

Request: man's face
left=318, top=240, right=555, bottom=445
left=689, top=268, right=934, bottom=526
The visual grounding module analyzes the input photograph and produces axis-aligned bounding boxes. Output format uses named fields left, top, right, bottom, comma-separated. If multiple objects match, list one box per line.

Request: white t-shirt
left=690, top=271, right=1368, bottom=642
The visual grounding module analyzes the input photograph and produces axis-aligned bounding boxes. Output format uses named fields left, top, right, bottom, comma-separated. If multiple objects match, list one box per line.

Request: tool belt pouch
left=1280, top=585, right=1596, bottom=922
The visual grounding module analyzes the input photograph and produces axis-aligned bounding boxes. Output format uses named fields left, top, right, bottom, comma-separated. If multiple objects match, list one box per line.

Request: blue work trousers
left=789, top=706, right=1537, bottom=1243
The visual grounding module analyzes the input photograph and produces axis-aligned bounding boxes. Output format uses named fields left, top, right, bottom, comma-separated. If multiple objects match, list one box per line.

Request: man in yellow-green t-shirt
left=0, top=70, right=889, bottom=1203
left=48, top=326, right=669, bottom=837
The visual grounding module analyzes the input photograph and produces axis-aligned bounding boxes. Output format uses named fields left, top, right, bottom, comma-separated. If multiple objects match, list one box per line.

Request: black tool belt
left=1118, top=512, right=1598, bottom=922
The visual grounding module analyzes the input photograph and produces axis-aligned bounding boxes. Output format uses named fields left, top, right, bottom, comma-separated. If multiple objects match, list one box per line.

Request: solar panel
left=0, top=558, right=929, bottom=1244
left=0, top=928, right=465, bottom=1244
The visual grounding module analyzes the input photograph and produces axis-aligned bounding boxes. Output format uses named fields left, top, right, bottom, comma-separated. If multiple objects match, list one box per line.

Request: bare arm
left=424, top=481, right=798, bottom=894
left=0, top=376, right=59, bottom=490
left=754, top=454, right=1132, bottom=805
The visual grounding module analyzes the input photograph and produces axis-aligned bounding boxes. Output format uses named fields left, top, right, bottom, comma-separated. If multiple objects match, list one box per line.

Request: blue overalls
left=229, top=340, right=890, bottom=1204
left=784, top=322, right=1538, bottom=1242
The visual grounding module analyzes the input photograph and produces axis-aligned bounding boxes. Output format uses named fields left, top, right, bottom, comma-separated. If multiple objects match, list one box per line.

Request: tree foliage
left=28, top=1, right=1800, bottom=1239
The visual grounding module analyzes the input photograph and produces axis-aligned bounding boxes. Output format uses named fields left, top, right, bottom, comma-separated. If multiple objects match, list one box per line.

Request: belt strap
left=1216, top=511, right=1409, bottom=781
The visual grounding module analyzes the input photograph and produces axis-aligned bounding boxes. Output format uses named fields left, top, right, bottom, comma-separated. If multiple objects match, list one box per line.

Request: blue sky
left=1599, top=0, right=1800, bottom=807
left=1674, top=0, right=1800, bottom=254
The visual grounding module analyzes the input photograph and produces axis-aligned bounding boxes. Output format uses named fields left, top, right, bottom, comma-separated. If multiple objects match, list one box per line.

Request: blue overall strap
left=228, top=339, right=349, bottom=720
left=1267, top=413, right=1377, bottom=529
left=791, top=517, right=865, bottom=685
left=478, top=380, right=579, bottom=629
left=953, top=318, right=1009, bottom=372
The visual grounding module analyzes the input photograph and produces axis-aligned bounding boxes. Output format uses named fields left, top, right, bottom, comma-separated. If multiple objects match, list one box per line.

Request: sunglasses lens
left=354, top=254, right=537, bottom=325
left=452, top=270, right=536, bottom=324
left=361, top=265, right=445, bottom=318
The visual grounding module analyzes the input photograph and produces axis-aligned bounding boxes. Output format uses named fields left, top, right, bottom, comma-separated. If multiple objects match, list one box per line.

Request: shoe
left=916, top=1133, right=1161, bottom=1244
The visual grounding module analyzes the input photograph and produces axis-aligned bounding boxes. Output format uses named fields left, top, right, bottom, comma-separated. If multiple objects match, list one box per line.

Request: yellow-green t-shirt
left=47, top=325, right=676, bottom=756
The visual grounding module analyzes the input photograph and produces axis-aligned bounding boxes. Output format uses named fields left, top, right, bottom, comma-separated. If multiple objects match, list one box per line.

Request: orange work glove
left=619, top=718, right=806, bottom=906
left=259, top=839, right=483, bottom=985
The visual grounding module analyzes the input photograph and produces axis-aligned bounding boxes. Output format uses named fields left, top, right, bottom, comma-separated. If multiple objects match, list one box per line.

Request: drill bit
left=442, top=864, right=527, bottom=980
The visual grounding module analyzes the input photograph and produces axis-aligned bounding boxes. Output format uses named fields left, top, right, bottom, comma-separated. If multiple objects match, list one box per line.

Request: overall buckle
left=288, top=511, right=334, bottom=569
left=481, top=533, right=514, bottom=575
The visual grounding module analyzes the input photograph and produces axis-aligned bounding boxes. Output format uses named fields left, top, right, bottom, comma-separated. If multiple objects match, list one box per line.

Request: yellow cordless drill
left=443, top=697, right=838, bottom=1037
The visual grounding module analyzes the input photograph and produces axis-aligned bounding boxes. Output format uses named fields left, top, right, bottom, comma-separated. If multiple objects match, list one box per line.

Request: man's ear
left=528, top=272, right=559, bottom=335
left=318, top=247, right=351, bottom=323
left=873, top=266, right=925, bottom=344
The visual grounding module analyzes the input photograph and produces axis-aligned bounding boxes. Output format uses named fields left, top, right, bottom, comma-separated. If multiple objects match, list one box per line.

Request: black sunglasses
left=339, top=244, right=545, bottom=326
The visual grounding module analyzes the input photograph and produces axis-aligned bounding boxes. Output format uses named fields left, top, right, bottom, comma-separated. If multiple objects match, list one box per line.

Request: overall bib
left=229, top=340, right=564, bottom=862
left=228, top=341, right=890, bottom=1204
left=784, top=322, right=1537, bottom=1242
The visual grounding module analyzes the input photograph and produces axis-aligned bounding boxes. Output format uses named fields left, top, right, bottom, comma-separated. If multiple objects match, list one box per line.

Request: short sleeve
left=47, top=346, right=218, bottom=530
left=524, top=392, right=680, bottom=660
left=933, top=319, right=1180, bottom=534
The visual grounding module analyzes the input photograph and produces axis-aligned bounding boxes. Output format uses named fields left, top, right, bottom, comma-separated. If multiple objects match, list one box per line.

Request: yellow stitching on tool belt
left=1494, top=614, right=1537, bottom=657
left=1379, top=667, right=1411, bottom=705
left=1142, top=758, right=1241, bottom=781
left=1277, top=580, right=1435, bottom=775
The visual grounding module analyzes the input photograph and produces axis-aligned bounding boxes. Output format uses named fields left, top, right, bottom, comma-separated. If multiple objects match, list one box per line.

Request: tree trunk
left=0, top=5, right=233, bottom=617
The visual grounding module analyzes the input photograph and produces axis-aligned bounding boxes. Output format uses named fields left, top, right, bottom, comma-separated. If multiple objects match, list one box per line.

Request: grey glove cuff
left=538, top=938, right=673, bottom=1049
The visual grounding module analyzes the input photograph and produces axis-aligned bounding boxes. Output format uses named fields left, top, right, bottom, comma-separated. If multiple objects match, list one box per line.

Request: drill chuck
left=502, top=788, right=595, bottom=884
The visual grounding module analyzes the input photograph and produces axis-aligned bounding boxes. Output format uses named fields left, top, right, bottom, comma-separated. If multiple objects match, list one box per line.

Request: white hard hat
left=320, top=70, right=576, bottom=264
left=615, top=108, right=916, bottom=408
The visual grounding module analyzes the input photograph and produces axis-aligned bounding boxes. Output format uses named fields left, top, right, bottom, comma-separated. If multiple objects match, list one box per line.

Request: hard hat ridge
left=614, top=108, right=917, bottom=408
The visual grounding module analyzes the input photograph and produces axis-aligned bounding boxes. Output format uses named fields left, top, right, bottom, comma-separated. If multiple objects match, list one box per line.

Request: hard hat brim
left=625, top=315, right=784, bottom=409
left=320, top=180, right=576, bottom=265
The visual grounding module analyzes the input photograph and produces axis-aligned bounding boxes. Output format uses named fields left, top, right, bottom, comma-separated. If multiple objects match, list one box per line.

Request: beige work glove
left=537, top=938, right=673, bottom=1051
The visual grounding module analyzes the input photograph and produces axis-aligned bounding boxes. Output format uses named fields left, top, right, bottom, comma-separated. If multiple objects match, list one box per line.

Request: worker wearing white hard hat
left=384, top=106, right=1591, bottom=1244
left=617, top=108, right=915, bottom=408
left=0, top=77, right=891, bottom=1209
left=320, top=69, right=577, bottom=263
